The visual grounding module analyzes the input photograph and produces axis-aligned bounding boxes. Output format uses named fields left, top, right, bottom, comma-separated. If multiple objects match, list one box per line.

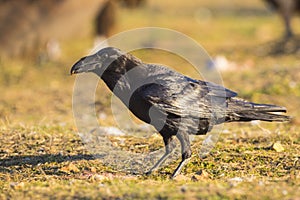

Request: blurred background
left=0, top=1, right=299, bottom=198
left=0, top=0, right=300, bottom=200
left=0, top=0, right=299, bottom=126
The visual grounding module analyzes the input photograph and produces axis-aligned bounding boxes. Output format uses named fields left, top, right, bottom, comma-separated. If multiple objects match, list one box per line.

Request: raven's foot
left=171, top=157, right=191, bottom=179
left=145, top=170, right=153, bottom=176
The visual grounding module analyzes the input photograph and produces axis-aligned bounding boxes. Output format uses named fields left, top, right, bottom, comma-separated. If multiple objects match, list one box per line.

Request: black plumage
left=71, top=47, right=290, bottom=177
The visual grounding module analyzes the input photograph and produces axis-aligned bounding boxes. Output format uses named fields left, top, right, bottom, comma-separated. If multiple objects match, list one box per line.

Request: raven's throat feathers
left=107, top=53, right=143, bottom=74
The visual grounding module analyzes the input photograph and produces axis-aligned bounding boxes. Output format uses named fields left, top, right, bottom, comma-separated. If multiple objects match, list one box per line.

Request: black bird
left=71, top=47, right=290, bottom=178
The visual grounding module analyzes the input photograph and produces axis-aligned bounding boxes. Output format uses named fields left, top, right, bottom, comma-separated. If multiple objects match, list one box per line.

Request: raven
left=71, top=47, right=290, bottom=178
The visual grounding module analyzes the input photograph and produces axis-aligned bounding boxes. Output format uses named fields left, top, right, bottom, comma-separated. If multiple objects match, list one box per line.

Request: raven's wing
left=138, top=77, right=237, bottom=119
left=186, top=77, right=237, bottom=98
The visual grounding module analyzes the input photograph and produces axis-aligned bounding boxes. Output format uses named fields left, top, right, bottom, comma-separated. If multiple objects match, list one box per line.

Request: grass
left=0, top=0, right=300, bottom=199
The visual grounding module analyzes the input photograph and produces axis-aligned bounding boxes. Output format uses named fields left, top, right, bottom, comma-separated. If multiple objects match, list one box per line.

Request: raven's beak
left=70, top=55, right=100, bottom=75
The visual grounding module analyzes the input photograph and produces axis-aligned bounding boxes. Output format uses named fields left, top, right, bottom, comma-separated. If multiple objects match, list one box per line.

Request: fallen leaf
left=272, top=141, right=285, bottom=152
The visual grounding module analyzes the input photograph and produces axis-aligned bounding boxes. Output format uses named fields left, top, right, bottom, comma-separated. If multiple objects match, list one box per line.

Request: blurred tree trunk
left=0, top=0, right=104, bottom=60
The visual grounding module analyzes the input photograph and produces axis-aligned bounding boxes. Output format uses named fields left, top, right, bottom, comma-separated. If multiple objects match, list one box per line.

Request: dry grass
left=0, top=0, right=299, bottom=199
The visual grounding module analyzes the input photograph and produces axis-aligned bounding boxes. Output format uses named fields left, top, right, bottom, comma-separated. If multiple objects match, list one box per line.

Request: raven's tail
left=227, top=98, right=290, bottom=122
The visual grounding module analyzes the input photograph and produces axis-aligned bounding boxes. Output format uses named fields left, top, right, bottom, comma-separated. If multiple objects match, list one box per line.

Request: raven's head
left=70, top=47, right=123, bottom=75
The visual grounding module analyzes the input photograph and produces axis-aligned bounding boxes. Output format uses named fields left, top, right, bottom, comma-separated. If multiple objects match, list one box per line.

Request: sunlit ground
left=0, top=0, right=299, bottom=199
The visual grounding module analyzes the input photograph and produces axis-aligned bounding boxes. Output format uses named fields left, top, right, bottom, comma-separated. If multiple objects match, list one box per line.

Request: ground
left=0, top=0, right=299, bottom=199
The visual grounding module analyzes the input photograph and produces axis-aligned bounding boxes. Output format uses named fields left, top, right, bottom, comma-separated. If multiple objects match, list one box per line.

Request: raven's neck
left=96, top=54, right=146, bottom=101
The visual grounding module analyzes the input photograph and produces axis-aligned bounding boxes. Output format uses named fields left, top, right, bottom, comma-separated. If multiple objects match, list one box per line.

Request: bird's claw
left=145, top=170, right=153, bottom=176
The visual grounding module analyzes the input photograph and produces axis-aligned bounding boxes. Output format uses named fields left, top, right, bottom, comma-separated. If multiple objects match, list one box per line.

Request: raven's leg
left=146, top=136, right=175, bottom=175
left=171, top=132, right=192, bottom=178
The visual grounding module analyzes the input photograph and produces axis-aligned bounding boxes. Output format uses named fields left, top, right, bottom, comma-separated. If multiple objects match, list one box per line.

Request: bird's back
left=124, top=63, right=236, bottom=135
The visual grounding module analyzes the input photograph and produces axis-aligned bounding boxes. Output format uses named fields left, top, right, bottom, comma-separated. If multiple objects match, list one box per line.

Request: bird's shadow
left=0, top=154, right=97, bottom=168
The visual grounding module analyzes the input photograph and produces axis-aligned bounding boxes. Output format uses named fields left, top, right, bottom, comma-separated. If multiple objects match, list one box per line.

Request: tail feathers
left=234, top=111, right=290, bottom=122
left=228, top=98, right=290, bottom=122
left=250, top=103, right=287, bottom=113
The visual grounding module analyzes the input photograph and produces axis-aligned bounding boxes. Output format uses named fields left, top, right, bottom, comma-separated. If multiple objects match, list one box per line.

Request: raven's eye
left=103, top=53, right=109, bottom=59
